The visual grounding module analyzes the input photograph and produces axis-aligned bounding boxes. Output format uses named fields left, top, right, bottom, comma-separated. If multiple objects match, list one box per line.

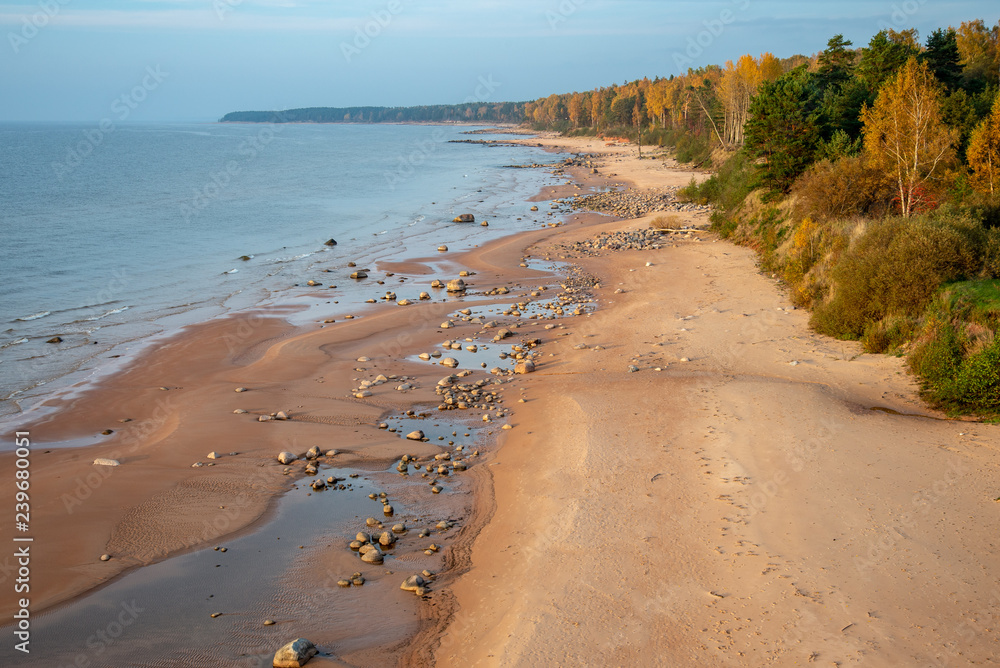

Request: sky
left=0, top=0, right=996, bottom=122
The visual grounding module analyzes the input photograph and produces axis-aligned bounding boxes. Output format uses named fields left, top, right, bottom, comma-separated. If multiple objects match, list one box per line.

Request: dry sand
left=2, top=134, right=997, bottom=667
left=428, top=138, right=1000, bottom=667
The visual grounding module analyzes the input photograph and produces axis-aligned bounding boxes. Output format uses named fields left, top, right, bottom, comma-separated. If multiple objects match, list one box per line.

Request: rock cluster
left=571, top=187, right=710, bottom=218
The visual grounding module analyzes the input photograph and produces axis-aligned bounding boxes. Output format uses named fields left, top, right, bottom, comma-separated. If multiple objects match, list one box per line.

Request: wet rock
left=401, top=575, right=430, bottom=596
left=453, top=214, right=475, bottom=223
left=46, top=336, right=63, bottom=344
left=360, top=547, right=384, bottom=564
left=306, top=446, right=322, bottom=460
left=350, top=271, right=368, bottom=279
left=272, top=638, right=318, bottom=667
left=392, top=523, right=406, bottom=533
left=324, top=239, right=338, bottom=246
left=438, top=245, right=449, bottom=252
left=378, top=531, right=396, bottom=547
left=406, top=430, right=425, bottom=441
left=419, top=292, right=431, bottom=300
left=277, top=452, right=297, bottom=465
left=446, top=279, right=466, bottom=293
left=441, top=358, right=459, bottom=368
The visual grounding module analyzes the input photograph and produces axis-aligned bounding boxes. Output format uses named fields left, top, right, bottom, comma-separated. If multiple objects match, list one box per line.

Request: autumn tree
left=861, top=57, right=958, bottom=217
left=967, top=93, right=1000, bottom=195
left=956, top=19, right=1000, bottom=86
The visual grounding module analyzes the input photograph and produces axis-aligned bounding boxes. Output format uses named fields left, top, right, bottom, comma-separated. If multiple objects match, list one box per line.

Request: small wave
left=15, top=311, right=50, bottom=322
left=0, top=338, right=28, bottom=350
left=375, top=230, right=388, bottom=235
left=84, top=306, right=130, bottom=322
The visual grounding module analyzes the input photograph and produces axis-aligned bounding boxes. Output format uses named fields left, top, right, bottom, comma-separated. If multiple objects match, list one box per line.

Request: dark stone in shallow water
left=324, top=239, right=337, bottom=246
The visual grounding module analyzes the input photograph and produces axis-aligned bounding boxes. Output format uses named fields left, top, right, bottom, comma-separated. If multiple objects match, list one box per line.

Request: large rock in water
left=446, top=279, right=466, bottom=293
left=453, top=213, right=475, bottom=223
left=273, top=638, right=318, bottom=667
left=324, top=238, right=337, bottom=246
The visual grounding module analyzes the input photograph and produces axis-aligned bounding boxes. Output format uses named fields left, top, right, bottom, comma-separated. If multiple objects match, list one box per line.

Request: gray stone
left=272, top=638, right=318, bottom=667
left=277, top=452, right=297, bottom=465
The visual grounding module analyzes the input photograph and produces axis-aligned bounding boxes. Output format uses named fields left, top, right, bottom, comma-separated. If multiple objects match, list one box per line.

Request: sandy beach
left=3, top=135, right=999, bottom=667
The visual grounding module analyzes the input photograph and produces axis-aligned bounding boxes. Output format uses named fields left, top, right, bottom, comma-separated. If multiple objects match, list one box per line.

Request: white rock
left=93, top=458, right=120, bottom=467
left=207, top=452, right=220, bottom=460
left=277, top=452, right=297, bottom=465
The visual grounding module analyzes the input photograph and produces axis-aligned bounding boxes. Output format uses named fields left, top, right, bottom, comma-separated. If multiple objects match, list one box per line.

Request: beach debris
left=453, top=213, right=475, bottom=223
left=446, top=279, right=466, bottom=293
left=100, top=553, right=111, bottom=561
left=277, top=452, right=297, bottom=465
left=93, top=458, right=120, bottom=467
left=406, top=430, right=425, bottom=441
left=46, top=336, right=62, bottom=344
left=207, top=452, right=221, bottom=459
left=400, top=574, right=430, bottom=596
left=324, top=239, right=337, bottom=246
left=272, top=638, right=318, bottom=668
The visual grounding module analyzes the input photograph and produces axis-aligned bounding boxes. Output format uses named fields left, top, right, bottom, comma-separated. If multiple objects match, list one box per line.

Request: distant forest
left=219, top=102, right=526, bottom=124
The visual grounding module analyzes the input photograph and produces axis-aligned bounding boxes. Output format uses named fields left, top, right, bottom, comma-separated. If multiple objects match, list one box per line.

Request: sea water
left=0, top=122, right=562, bottom=421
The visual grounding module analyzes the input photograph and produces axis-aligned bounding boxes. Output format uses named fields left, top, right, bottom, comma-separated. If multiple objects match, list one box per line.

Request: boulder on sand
left=452, top=214, right=475, bottom=223
left=446, top=279, right=466, bottom=293
left=277, top=451, right=297, bottom=465
left=272, top=638, right=318, bottom=667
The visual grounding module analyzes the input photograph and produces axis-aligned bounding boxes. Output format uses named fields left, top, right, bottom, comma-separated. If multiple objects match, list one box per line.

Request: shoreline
left=0, top=135, right=626, bottom=664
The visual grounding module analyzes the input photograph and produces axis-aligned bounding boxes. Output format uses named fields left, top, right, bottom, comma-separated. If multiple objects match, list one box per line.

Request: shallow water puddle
left=0, top=467, right=390, bottom=666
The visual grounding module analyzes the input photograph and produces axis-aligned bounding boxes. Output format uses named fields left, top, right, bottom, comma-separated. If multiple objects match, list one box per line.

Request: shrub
left=812, top=213, right=984, bottom=339
left=791, top=156, right=895, bottom=222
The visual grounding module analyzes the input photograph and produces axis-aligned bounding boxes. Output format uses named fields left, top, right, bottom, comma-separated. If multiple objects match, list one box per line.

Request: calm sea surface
left=0, top=122, right=560, bottom=420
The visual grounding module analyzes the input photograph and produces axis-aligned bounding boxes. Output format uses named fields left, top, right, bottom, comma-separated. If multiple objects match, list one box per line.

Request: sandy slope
left=433, top=140, right=1000, bottom=667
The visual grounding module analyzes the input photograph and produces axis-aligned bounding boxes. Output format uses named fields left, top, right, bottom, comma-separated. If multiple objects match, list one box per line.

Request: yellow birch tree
left=861, top=57, right=957, bottom=217
left=967, top=93, right=1000, bottom=195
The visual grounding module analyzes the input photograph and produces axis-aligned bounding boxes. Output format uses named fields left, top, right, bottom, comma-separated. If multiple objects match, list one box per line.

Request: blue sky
left=0, top=0, right=996, bottom=122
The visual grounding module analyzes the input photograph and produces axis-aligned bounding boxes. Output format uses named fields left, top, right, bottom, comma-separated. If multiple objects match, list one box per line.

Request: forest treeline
left=219, top=102, right=526, bottom=124
left=527, top=20, right=1000, bottom=415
